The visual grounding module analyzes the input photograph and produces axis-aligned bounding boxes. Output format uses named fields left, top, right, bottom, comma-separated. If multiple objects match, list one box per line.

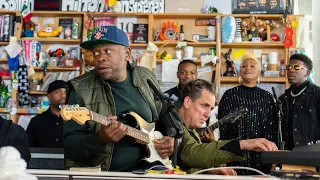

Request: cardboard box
left=165, top=0, right=204, bottom=13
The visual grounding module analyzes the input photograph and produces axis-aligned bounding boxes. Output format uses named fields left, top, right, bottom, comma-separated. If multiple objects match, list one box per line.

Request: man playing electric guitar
left=178, top=79, right=278, bottom=175
left=64, top=26, right=174, bottom=171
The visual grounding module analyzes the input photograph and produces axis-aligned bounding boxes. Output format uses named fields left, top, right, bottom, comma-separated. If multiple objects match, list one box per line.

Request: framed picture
left=69, top=47, right=80, bottom=60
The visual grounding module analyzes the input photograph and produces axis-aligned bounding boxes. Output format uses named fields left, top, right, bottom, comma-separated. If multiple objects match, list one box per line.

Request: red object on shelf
left=0, top=70, right=10, bottom=77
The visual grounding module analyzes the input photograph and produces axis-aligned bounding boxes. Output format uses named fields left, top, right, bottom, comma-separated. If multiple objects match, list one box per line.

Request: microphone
left=272, top=86, right=285, bottom=150
left=146, top=79, right=183, bottom=139
left=147, top=79, right=168, bottom=101
left=271, top=87, right=278, bottom=101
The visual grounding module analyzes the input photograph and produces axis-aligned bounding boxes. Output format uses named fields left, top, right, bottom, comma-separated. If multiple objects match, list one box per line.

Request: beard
left=99, top=67, right=123, bottom=82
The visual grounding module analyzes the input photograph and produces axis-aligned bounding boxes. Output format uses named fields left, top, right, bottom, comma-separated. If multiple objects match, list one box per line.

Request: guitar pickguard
left=142, top=129, right=173, bottom=170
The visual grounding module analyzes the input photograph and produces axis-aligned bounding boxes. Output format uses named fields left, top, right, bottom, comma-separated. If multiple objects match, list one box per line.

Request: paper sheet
left=253, top=49, right=262, bottom=58
left=161, top=59, right=179, bottom=82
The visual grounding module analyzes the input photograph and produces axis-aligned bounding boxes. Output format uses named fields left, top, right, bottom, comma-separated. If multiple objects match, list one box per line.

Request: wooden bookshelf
left=20, top=37, right=81, bottom=44
left=130, top=43, right=148, bottom=47
left=220, top=76, right=287, bottom=83
left=0, top=108, right=41, bottom=114
left=0, top=58, right=7, bottom=62
left=156, top=59, right=202, bottom=64
left=221, top=14, right=284, bottom=19
left=17, top=108, right=42, bottom=114
left=0, top=42, right=9, bottom=46
left=33, top=67, right=79, bottom=71
left=221, top=42, right=284, bottom=48
left=153, top=41, right=216, bottom=47
left=29, top=91, right=47, bottom=95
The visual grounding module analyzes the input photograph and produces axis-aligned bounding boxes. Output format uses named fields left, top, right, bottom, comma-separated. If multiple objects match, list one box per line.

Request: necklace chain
left=290, top=86, right=307, bottom=97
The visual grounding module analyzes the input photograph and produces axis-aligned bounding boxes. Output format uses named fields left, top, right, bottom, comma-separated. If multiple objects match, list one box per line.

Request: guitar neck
left=90, top=111, right=150, bottom=144
left=207, top=121, right=221, bottom=131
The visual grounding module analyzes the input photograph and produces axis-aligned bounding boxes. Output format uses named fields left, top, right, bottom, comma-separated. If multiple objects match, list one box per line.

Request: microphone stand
left=147, top=80, right=184, bottom=169
left=272, top=87, right=285, bottom=150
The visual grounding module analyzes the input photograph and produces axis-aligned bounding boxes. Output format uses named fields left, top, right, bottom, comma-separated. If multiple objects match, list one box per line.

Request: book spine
left=8, top=15, right=14, bottom=37
left=0, top=15, right=3, bottom=41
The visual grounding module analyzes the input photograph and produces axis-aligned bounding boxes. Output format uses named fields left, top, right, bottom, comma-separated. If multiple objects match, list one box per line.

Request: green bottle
left=0, top=79, right=8, bottom=108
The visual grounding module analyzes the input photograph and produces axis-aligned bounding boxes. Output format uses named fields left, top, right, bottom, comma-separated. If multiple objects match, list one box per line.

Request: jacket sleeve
left=178, top=126, right=245, bottom=169
left=64, top=88, right=107, bottom=166
left=11, top=125, right=31, bottom=163
left=26, top=118, right=36, bottom=147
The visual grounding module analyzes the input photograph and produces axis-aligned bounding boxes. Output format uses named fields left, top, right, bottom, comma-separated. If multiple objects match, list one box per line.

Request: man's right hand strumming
left=99, top=115, right=128, bottom=143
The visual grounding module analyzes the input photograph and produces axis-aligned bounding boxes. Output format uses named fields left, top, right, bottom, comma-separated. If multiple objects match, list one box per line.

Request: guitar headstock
left=221, top=106, right=248, bottom=124
left=229, top=107, right=248, bottom=123
left=60, top=105, right=91, bottom=125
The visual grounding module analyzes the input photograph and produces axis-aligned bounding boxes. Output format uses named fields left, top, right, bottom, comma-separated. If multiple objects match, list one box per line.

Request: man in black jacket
left=0, top=116, right=30, bottom=162
left=164, top=60, right=197, bottom=107
left=27, top=80, right=67, bottom=148
left=279, top=54, right=320, bottom=150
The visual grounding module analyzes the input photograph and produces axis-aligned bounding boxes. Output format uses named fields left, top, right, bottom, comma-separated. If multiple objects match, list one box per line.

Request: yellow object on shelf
left=37, top=26, right=63, bottom=37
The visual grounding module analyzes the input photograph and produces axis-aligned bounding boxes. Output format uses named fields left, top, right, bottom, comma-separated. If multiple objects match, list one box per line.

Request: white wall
left=312, top=0, right=320, bottom=85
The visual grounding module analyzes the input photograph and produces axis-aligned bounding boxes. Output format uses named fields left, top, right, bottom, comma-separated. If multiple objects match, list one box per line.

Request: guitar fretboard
left=90, top=111, right=150, bottom=144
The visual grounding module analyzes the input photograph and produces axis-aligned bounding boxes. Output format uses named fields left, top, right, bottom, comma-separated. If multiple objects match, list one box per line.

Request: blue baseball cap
left=80, top=26, right=129, bottom=49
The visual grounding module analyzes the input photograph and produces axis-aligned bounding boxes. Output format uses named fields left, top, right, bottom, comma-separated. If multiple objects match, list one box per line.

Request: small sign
left=117, top=0, right=164, bottom=13
left=0, top=0, right=34, bottom=11
left=61, top=0, right=105, bottom=12
left=177, top=41, right=187, bottom=47
left=252, top=37, right=261, bottom=42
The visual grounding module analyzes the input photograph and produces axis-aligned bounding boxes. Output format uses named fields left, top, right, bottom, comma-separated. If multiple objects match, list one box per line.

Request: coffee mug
left=184, top=46, right=194, bottom=59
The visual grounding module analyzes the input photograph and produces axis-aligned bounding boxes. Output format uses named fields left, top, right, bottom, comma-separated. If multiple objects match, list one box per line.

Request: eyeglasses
left=285, top=64, right=308, bottom=71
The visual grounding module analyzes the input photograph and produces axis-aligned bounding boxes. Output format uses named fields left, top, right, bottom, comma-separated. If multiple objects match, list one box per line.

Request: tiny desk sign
left=117, top=0, right=164, bottom=13
left=132, top=24, right=148, bottom=44
left=61, top=0, right=105, bottom=12
left=0, top=0, right=34, bottom=11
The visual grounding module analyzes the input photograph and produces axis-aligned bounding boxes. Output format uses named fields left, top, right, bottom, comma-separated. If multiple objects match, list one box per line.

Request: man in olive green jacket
left=64, top=26, right=174, bottom=171
left=178, top=79, right=278, bottom=174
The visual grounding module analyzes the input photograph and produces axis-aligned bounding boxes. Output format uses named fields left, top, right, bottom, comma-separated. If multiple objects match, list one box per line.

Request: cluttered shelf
left=0, top=108, right=41, bottom=114
left=156, top=59, right=201, bottom=64
left=221, top=42, right=284, bottom=48
left=33, top=67, right=79, bottom=71
left=20, top=38, right=81, bottom=44
left=153, top=41, right=216, bottom=47
left=152, top=13, right=219, bottom=19
left=220, top=76, right=287, bottom=83
left=221, top=14, right=284, bottom=19
left=29, top=91, right=47, bottom=95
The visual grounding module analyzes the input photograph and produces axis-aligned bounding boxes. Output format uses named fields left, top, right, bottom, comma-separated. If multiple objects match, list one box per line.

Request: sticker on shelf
left=177, top=41, right=187, bottom=47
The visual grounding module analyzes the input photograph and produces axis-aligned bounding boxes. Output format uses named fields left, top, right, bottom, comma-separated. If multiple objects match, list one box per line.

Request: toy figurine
left=222, top=49, right=236, bottom=77
left=258, top=0, right=267, bottom=8
left=270, top=0, right=278, bottom=9
left=238, top=0, right=247, bottom=9
left=248, top=0, right=257, bottom=9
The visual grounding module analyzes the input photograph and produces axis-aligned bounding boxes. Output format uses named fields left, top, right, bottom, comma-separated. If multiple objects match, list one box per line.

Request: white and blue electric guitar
left=60, top=105, right=173, bottom=169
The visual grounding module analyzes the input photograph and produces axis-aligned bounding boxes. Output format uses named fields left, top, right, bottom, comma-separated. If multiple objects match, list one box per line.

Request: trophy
left=222, top=49, right=236, bottom=76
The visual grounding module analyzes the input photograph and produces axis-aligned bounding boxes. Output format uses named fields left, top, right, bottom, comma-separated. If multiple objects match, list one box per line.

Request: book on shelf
left=132, top=24, right=148, bottom=44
